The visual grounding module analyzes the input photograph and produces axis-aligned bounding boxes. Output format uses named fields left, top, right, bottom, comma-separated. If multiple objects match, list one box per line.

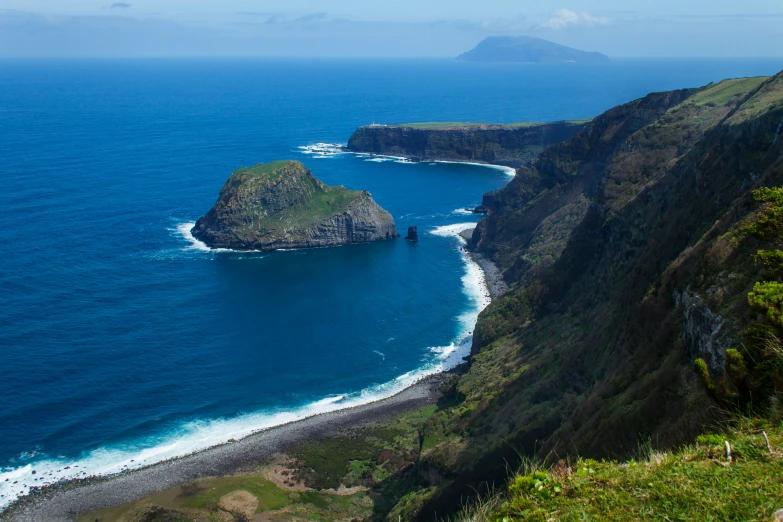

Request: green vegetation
left=226, top=160, right=362, bottom=232
left=466, top=424, right=783, bottom=522
left=79, top=473, right=375, bottom=522
left=383, top=73, right=783, bottom=521
left=693, top=358, right=714, bottom=392
left=230, top=160, right=297, bottom=181
left=387, top=120, right=589, bottom=130
left=290, top=405, right=436, bottom=491
left=79, top=406, right=438, bottom=522
left=390, top=122, right=544, bottom=130
left=685, top=77, right=768, bottom=107
left=749, top=281, right=783, bottom=327
left=178, top=476, right=290, bottom=511
left=755, top=249, right=783, bottom=271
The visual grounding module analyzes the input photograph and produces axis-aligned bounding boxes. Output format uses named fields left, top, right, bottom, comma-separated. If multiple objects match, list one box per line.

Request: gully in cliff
left=191, top=160, right=398, bottom=251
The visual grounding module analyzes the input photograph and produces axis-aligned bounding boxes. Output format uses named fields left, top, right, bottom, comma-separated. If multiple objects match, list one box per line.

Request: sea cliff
left=398, top=73, right=783, bottom=519
left=345, top=121, right=587, bottom=167
left=192, top=160, right=397, bottom=251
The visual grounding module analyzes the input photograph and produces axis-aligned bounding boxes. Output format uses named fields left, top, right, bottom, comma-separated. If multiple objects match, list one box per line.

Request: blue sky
left=1, top=1, right=782, bottom=57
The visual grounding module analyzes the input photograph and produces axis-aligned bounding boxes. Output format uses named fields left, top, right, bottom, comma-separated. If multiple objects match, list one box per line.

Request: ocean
left=1, top=57, right=781, bottom=508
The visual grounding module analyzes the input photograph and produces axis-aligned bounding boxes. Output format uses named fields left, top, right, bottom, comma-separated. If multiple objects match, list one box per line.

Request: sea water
left=1, top=58, right=781, bottom=508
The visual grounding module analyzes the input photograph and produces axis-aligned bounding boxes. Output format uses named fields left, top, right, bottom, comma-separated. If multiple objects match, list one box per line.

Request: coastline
left=458, top=227, right=507, bottom=299
left=2, top=376, right=444, bottom=522
left=298, top=142, right=518, bottom=178
left=2, top=223, right=503, bottom=522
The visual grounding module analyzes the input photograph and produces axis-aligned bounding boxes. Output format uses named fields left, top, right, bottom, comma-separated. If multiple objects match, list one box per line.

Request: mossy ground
left=454, top=422, right=783, bottom=522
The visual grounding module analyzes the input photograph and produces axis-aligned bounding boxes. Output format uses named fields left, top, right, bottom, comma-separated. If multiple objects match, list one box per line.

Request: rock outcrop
left=192, top=160, right=398, bottom=251
left=346, top=121, right=586, bottom=167
left=404, top=226, right=419, bottom=242
left=675, top=288, right=732, bottom=376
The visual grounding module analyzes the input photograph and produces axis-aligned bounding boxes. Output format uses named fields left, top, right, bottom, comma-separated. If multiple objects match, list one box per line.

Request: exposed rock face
left=192, top=160, right=397, bottom=251
left=405, top=226, right=419, bottom=242
left=457, top=36, right=610, bottom=64
left=675, top=288, right=732, bottom=376
left=346, top=121, right=586, bottom=167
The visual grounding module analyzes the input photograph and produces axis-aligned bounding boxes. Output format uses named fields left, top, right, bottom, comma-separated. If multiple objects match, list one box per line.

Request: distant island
left=191, top=160, right=397, bottom=251
left=457, top=36, right=610, bottom=64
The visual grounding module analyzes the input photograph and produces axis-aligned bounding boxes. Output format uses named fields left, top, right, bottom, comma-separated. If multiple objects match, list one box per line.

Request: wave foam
left=298, top=143, right=510, bottom=173
left=0, top=222, right=492, bottom=511
left=297, top=143, right=346, bottom=158
left=433, top=160, right=516, bottom=178
left=175, top=222, right=264, bottom=255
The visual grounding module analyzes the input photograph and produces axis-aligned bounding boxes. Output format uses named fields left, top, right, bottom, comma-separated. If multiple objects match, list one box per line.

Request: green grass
left=289, top=403, right=437, bottom=510
left=285, top=184, right=360, bottom=226
left=180, top=476, right=291, bottom=511
left=385, top=121, right=589, bottom=130
left=224, top=159, right=366, bottom=237
left=727, top=73, right=783, bottom=124
left=230, top=160, right=298, bottom=181
left=686, top=77, right=769, bottom=107
left=454, top=423, right=783, bottom=521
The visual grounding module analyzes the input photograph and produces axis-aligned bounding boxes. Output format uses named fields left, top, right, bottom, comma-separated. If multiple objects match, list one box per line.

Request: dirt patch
left=326, top=483, right=368, bottom=497
left=218, top=490, right=259, bottom=519
left=259, top=454, right=310, bottom=492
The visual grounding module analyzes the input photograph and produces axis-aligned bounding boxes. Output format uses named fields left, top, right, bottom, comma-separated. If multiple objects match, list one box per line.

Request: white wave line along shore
left=298, top=142, right=516, bottom=177
left=0, top=222, right=492, bottom=511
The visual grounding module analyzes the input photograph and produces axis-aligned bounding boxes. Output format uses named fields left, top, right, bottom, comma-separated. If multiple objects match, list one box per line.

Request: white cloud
left=539, top=9, right=610, bottom=30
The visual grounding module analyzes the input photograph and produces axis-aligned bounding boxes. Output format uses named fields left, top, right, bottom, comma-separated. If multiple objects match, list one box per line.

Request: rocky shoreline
left=460, top=227, right=507, bottom=299
left=1, top=375, right=445, bottom=522
left=345, top=121, right=586, bottom=167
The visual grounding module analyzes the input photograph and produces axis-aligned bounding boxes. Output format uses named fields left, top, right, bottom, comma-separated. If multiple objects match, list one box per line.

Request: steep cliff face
left=346, top=121, right=587, bottom=167
left=192, top=160, right=397, bottom=251
left=397, top=74, right=783, bottom=520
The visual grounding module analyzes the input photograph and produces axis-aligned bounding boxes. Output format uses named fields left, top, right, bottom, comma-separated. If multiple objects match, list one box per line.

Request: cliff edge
left=346, top=121, right=587, bottom=167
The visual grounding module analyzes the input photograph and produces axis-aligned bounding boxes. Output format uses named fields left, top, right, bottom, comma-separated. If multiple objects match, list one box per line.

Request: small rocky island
left=191, top=160, right=398, bottom=251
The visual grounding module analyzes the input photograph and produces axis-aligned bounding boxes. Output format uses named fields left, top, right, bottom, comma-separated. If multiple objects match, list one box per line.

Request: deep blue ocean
left=1, top=58, right=782, bottom=506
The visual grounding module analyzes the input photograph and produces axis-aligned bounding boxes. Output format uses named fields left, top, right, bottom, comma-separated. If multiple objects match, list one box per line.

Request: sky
left=1, top=0, right=782, bottom=57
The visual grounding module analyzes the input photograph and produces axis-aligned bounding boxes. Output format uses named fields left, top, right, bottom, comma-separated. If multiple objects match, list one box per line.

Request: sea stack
left=405, top=226, right=419, bottom=242
left=191, top=160, right=398, bottom=251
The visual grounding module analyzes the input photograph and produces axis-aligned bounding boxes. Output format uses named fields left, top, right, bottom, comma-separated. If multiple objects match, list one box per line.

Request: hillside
left=346, top=121, right=587, bottom=167
left=462, top=423, right=783, bottom=521
left=457, top=36, right=610, bottom=64
left=386, top=74, right=783, bottom=519
left=191, top=160, right=397, bottom=250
